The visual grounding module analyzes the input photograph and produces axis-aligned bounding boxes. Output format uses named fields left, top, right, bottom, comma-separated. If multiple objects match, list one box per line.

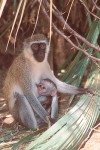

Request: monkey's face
left=31, top=42, right=46, bottom=62
left=37, top=79, right=57, bottom=96
left=24, top=34, right=49, bottom=62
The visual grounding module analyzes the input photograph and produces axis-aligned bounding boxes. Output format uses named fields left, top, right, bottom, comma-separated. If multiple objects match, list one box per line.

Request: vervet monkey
left=3, top=34, right=94, bottom=130
left=37, top=79, right=58, bottom=120
left=37, top=79, right=57, bottom=97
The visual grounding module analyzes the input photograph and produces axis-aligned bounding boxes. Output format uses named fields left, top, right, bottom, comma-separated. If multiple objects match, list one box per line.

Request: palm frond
left=25, top=11, right=100, bottom=150
left=25, top=70, right=100, bottom=150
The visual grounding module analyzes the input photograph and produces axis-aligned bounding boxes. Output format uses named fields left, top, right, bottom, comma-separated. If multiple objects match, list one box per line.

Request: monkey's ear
left=50, top=89, right=57, bottom=96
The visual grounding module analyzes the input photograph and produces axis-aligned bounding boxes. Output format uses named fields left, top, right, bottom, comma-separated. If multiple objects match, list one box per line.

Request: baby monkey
left=37, top=79, right=58, bottom=125
left=37, top=79, right=57, bottom=97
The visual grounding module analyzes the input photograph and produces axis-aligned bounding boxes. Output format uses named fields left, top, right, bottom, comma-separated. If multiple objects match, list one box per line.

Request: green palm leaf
left=25, top=70, right=100, bottom=150
left=25, top=13, right=100, bottom=150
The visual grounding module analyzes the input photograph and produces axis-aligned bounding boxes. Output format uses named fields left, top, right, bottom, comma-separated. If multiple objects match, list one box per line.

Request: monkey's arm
left=55, top=77, right=95, bottom=94
left=25, top=92, right=49, bottom=122
left=51, top=94, right=58, bottom=120
left=46, top=67, right=94, bottom=94
left=54, top=78, right=86, bottom=94
left=54, top=77, right=95, bottom=94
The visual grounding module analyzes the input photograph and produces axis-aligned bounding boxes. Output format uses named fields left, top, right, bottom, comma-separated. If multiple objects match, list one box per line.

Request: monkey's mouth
left=37, top=89, right=43, bottom=95
left=34, top=52, right=45, bottom=62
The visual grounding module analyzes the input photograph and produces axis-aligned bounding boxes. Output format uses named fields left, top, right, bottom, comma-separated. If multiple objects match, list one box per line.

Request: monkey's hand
left=84, top=88, right=97, bottom=95
left=45, top=116, right=52, bottom=128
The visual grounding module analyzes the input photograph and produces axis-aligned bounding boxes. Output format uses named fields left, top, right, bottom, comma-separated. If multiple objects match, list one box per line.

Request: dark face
left=31, top=42, right=46, bottom=62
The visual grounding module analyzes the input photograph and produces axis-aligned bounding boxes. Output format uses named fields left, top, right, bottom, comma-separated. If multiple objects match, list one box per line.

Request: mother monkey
left=3, top=34, right=93, bottom=129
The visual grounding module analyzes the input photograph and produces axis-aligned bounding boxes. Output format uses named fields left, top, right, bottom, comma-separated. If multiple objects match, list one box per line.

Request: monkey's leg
left=12, top=92, right=38, bottom=130
left=51, top=95, right=58, bottom=120
left=25, top=93, right=49, bottom=122
left=38, top=96, right=52, bottom=128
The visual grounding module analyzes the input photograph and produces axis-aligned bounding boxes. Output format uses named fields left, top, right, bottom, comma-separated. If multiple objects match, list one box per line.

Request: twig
left=78, top=123, right=100, bottom=150
left=43, top=0, right=100, bottom=52
left=54, top=24, right=100, bottom=67
left=92, top=0, right=100, bottom=11
left=41, top=5, right=100, bottom=66
left=49, top=0, right=53, bottom=48
left=14, top=0, right=27, bottom=51
left=5, top=0, right=23, bottom=51
left=79, top=0, right=100, bottom=20
left=31, top=0, right=43, bottom=37
left=91, top=128, right=100, bottom=132
left=0, top=141, right=18, bottom=148
left=66, top=0, right=71, bottom=6
left=63, top=0, right=75, bottom=29
left=0, top=0, right=7, bottom=18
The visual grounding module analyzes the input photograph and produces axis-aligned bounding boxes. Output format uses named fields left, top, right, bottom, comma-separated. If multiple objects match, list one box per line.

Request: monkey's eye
left=38, top=84, right=42, bottom=88
left=42, top=86, right=46, bottom=90
left=31, top=43, right=38, bottom=51
left=40, top=43, right=46, bottom=49
left=39, top=84, right=46, bottom=90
